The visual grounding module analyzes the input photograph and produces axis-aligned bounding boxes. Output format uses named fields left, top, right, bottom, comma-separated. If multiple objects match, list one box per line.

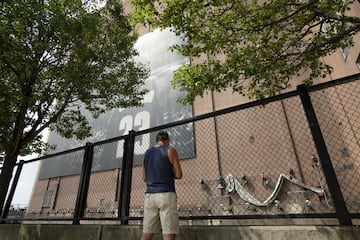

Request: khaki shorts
left=143, top=192, right=179, bottom=234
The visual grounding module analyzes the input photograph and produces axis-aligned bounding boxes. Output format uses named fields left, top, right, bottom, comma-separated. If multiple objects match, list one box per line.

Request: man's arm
left=168, top=147, right=183, bottom=179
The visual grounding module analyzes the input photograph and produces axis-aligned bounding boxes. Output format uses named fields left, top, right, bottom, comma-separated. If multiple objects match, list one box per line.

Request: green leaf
left=0, top=0, right=149, bottom=161
left=130, top=0, right=360, bottom=104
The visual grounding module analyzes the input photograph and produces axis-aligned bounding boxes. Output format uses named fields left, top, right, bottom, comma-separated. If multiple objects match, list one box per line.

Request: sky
left=10, top=130, right=49, bottom=208
left=10, top=156, right=40, bottom=208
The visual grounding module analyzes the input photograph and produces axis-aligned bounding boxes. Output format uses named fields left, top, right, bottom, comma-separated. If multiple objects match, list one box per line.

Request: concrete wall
left=0, top=224, right=360, bottom=240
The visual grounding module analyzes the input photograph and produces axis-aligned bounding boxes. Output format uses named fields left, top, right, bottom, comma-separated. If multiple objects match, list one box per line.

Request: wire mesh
left=3, top=76, right=360, bottom=225
left=215, top=97, right=334, bottom=217
left=310, top=80, right=360, bottom=213
left=129, top=96, right=337, bottom=225
left=5, top=161, right=38, bottom=221
left=84, top=140, right=124, bottom=219
left=25, top=149, right=85, bottom=219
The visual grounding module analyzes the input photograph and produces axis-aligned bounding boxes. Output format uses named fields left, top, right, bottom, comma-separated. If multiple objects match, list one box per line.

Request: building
left=26, top=0, right=360, bottom=225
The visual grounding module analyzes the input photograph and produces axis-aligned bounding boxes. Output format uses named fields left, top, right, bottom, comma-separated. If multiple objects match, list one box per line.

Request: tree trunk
left=0, top=154, right=18, bottom=217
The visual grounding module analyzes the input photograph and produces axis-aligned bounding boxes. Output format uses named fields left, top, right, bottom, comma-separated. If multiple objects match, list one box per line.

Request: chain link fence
left=24, top=149, right=85, bottom=221
left=310, top=80, right=360, bottom=215
left=129, top=96, right=336, bottom=225
left=1, top=74, right=359, bottom=225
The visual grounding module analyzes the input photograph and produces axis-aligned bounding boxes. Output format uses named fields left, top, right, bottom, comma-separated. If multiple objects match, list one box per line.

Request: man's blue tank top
left=144, top=145, right=175, bottom=193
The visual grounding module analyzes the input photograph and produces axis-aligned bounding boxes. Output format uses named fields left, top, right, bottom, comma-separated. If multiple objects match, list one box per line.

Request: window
left=356, top=53, right=360, bottom=69
left=42, top=190, right=54, bottom=208
left=341, top=48, right=349, bottom=61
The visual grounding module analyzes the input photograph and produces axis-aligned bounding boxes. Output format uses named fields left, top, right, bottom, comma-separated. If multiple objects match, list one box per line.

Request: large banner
left=39, top=28, right=195, bottom=179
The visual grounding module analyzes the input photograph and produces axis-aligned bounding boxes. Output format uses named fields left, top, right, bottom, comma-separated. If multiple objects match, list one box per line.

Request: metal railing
left=1, top=73, right=360, bottom=226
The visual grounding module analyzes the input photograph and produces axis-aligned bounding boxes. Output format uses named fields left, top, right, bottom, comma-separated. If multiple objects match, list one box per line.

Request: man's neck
left=156, top=141, right=166, bottom=146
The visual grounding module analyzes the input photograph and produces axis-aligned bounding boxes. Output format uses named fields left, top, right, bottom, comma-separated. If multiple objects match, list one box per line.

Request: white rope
left=224, top=174, right=325, bottom=207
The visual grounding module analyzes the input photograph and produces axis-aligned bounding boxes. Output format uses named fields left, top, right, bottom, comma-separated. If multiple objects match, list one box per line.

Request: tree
left=0, top=0, right=149, bottom=214
left=130, top=0, right=360, bottom=103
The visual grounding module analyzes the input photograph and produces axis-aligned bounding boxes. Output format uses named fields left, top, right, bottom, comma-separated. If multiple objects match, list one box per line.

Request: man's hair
left=156, top=131, right=169, bottom=142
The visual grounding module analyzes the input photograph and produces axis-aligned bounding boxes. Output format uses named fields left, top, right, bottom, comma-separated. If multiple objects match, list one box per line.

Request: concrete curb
left=0, top=224, right=359, bottom=240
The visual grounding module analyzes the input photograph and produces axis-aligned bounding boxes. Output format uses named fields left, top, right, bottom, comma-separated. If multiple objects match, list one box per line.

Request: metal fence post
left=119, top=130, right=136, bottom=225
left=0, top=160, right=24, bottom=223
left=73, top=142, right=94, bottom=224
left=297, top=84, right=352, bottom=225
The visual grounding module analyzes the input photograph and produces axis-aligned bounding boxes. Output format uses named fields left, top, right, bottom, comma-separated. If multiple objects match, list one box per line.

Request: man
left=141, top=131, right=183, bottom=240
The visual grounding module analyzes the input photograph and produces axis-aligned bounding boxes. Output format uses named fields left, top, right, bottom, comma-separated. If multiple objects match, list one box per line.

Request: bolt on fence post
left=297, top=84, right=352, bottom=226
left=119, top=130, right=136, bottom=225
left=73, top=142, right=94, bottom=224
left=0, top=160, right=24, bottom=223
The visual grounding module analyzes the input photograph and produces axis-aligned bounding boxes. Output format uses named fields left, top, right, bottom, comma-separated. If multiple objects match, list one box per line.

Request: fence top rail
left=2, top=145, right=86, bottom=169
left=133, top=74, right=360, bottom=137
left=307, top=73, right=360, bottom=92
left=3, top=73, right=359, bottom=170
left=136, top=89, right=300, bottom=136
left=0, top=135, right=128, bottom=169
